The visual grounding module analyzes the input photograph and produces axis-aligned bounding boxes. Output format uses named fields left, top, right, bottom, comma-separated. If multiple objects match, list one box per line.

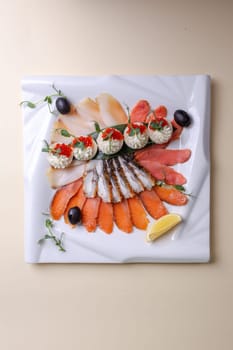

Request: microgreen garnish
left=38, top=218, right=66, bottom=252
left=73, top=141, right=85, bottom=150
left=124, top=103, right=131, bottom=123
left=19, top=101, right=37, bottom=109
left=174, top=185, right=186, bottom=192
left=20, top=84, right=64, bottom=114
left=149, top=120, right=164, bottom=131
left=41, top=140, right=63, bottom=155
left=156, top=181, right=195, bottom=198
left=55, top=128, right=75, bottom=138
left=102, top=130, right=114, bottom=141
left=129, top=127, right=140, bottom=137
left=94, top=122, right=101, bottom=133
left=41, top=140, right=52, bottom=153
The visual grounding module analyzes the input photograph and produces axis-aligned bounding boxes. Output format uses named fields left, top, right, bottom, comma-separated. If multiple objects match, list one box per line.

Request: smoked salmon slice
left=50, top=179, right=82, bottom=220
left=137, top=159, right=187, bottom=185
left=82, top=197, right=101, bottom=232
left=98, top=201, right=114, bottom=234
left=139, top=190, right=168, bottom=219
left=113, top=199, right=133, bottom=233
left=127, top=197, right=149, bottom=230
left=64, top=186, right=87, bottom=225
left=130, top=100, right=151, bottom=123
left=135, top=147, right=191, bottom=166
left=171, top=119, right=183, bottom=141
left=154, top=186, right=188, bottom=205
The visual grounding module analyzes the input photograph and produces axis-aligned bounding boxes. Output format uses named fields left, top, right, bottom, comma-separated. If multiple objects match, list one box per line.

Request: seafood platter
left=22, top=75, right=210, bottom=263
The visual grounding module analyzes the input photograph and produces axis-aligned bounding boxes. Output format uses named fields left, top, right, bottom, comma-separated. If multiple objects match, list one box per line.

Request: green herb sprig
left=55, top=128, right=75, bottom=138
left=156, top=181, right=195, bottom=198
left=41, top=140, right=61, bottom=154
left=20, top=84, right=64, bottom=114
left=149, top=120, right=164, bottom=131
left=38, top=218, right=66, bottom=252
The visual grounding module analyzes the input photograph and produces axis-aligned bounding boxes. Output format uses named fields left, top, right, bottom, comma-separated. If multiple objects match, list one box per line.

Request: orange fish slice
left=113, top=199, right=133, bottom=233
left=64, top=186, right=87, bottom=225
left=50, top=179, right=82, bottom=220
left=82, top=197, right=101, bottom=232
left=98, top=201, right=114, bottom=234
left=127, top=197, right=149, bottom=230
left=154, top=186, right=188, bottom=206
left=139, top=190, right=168, bottom=219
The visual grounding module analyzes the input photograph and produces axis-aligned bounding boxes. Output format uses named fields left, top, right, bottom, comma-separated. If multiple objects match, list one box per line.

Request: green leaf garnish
left=149, top=120, right=163, bottom=131
left=61, top=129, right=72, bottom=137
left=20, top=101, right=37, bottom=108
left=102, top=130, right=114, bottom=141
left=174, top=185, right=186, bottom=192
left=94, top=122, right=101, bottom=133
left=41, top=140, right=51, bottom=153
left=38, top=217, right=66, bottom=252
left=73, top=141, right=85, bottom=150
left=20, top=84, right=65, bottom=114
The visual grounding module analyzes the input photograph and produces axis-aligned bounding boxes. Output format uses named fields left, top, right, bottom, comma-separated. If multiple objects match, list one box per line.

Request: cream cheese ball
left=47, top=143, right=73, bottom=168
left=148, top=118, right=173, bottom=144
left=97, top=127, right=124, bottom=155
left=124, top=122, right=148, bottom=149
left=72, top=136, right=97, bottom=161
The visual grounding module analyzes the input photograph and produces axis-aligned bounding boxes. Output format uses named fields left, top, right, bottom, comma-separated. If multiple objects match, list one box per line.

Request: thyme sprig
left=20, top=84, right=64, bottom=114
left=38, top=218, right=66, bottom=252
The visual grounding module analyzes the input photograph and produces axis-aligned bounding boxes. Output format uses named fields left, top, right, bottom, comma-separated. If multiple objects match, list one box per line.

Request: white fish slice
left=96, top=93, right=128, bottom=126
left=112, top=158, right=134, bottom=199
left=76, top=97, right=106, bottom=128
left=83, top=168, right=98, bottom=198
left=118, top=156, right=144, bottom=193
left=105, top=160, right=122, bottom=203
left=96, top=161, right=112, bottom=202
left=126, top=158, right=155, bottom=190
left=47, top=164, right=85, bottom=189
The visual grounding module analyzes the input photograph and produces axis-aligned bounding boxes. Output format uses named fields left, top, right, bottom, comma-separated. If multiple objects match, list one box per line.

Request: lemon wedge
left=146, top=214, right=182, bottom=242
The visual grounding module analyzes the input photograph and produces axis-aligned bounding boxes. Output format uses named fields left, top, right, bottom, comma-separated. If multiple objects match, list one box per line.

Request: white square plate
left=22, top=75, right=210, bottom=263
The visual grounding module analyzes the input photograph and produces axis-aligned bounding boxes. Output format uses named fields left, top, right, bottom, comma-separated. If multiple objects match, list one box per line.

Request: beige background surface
left=0, top=0, right=232, bottom=349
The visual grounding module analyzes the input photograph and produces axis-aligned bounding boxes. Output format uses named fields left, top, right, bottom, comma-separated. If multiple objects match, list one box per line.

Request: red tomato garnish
left=155, top=105, right=167, bottom=119
left=54, top=143, right=72, bottom=157
left=72, top=136, right=93, bottom=148
left=102, top=128, right=124, bottom=141
left=127, top=122, right=147, bottom=134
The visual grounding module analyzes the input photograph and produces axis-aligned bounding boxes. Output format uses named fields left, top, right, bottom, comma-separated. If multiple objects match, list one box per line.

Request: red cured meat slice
left=137, top=159, right=187, bottom=185
left=135, top=147, right=191, bottom=166
left=130, top=100, right=151, bottom=123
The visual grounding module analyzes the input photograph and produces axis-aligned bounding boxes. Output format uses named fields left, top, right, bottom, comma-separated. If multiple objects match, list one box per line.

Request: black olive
left=68, top=207, right=82, bottom=225
left=56, top=97, right=71, bottom=114
left=174, top=110, right=191, bottom=127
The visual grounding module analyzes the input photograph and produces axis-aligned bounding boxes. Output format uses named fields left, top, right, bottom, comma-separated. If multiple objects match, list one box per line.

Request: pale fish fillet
left=96, top=161, right=112, bottom=202
left=112, top=158, right=134, bottom=199
left=118, top=156, right=144, bottom=193
left=51, top=114, right=95, bottom=145
left=76, top=97, right=106, bottom=128
left=51, top=118, right=73, bottom=144
left=96, top=93, right=128, bottom=126
left=47, top=164, right=85, bottom=189
left=105, top=160, right=122, bottom=203
left=59, top=115, right=95, bottom=136
left=125, top=157, right=155, bottom=190
left=83, top=168, right=98, bottom=197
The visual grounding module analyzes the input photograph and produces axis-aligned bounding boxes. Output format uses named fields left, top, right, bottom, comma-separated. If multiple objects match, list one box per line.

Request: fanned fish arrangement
left=39, top=92, right=192, bottom=235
